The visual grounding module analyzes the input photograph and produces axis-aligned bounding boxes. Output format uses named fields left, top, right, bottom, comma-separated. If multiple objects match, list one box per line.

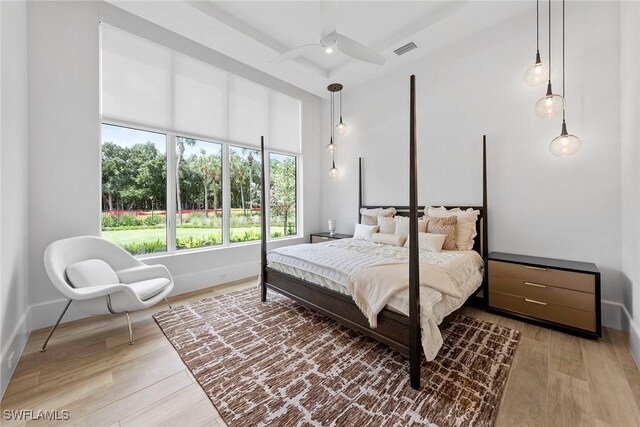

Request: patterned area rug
left=154, top=289, right=520, bottom=427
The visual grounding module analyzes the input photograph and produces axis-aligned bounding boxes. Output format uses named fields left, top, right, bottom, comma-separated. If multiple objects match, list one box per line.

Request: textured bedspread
left=267, top=238, right=484, bottom=360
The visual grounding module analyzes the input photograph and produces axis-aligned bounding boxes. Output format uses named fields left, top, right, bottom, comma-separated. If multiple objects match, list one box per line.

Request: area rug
left=153, top=289, right=520, bottom=427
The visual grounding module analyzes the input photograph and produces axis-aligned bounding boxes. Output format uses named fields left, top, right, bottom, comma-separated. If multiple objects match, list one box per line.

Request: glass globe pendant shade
left=524, top=52, right=549, bottom=87
left=325, top=139, right=336, bottom=154
left=549, top=121, right=581, bottom=157
left=329, top=164, right=339, bottom=179
left=535, top=82, right=564, bottom=119
left=335, top=119, right=348, bottom=135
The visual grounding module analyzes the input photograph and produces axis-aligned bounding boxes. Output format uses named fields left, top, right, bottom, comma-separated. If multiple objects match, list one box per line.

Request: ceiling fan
left=271, top=0, right=386, bottom=65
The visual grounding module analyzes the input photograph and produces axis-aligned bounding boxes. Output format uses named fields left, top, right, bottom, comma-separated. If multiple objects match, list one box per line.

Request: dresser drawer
left=490, top=291, right=596, bottom=332
left=311, top=235, right=332, bottom=244
left=489, top=276, right=595, bottom=312
left=489, top=261, right=595, bottom=293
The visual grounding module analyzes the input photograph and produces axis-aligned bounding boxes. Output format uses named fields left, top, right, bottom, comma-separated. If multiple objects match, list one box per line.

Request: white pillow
left=353, top=224, right=379, bottom=241
left=394, top=216, right=428, bottom=240
left=372, top=233, right=406, bottom=247
left=426, top=207, right=479, bottom=250
left=403, top=233, right=447, bottom=252
left=377, top=216, right=396, bottom=234
left=66, top=259, right=120, bottom=288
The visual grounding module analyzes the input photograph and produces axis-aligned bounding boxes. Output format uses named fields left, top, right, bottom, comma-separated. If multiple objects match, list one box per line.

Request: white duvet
left=267, top=238, right=484, bottom=361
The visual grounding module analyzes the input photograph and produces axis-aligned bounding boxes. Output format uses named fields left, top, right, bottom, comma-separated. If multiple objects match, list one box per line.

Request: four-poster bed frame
left=259, top=75, right=488, bottom=390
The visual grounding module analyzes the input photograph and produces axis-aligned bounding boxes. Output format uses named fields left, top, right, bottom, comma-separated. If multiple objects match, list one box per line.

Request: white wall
left=620, top=0, right=640, bottom=364
left=0, top=0, right=30, bottom=397
left=27, top=0, right=322, bottom=330
left=321, top=2, right=625, bottom=319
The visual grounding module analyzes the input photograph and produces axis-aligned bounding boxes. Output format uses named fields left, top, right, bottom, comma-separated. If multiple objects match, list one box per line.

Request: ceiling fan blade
left=271, top=44, right=321, bottom=63
left=320, top=0, right=339, bottom=36
left=334, top=32, right=386, bottom=65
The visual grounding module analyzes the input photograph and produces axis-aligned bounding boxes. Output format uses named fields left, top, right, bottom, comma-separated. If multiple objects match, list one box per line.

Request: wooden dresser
left=487, top=252, right=601, bottom=337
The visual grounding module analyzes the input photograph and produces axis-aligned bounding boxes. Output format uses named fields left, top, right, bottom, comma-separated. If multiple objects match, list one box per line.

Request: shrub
left=117, top=214, right=143, bottom=227
left=271, top=231, right=283, bottom=238
left=230, top=230, right=261, bottom=242
left=143, top=214, right=165, bottom=226
left=176, top=233, right=222, bottom=249
left=120, top=239, right=166, bottom=255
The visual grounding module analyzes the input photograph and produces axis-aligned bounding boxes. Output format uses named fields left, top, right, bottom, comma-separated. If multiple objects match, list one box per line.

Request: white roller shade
left=270, top=92, right=302, bottom=153
left=101, top=25, right=171, bottom=128
left=228, top=76, right=269, bottom=145
left=174, top=54, right=228, bottom=139
left=101, top=24, right=301, bottom=152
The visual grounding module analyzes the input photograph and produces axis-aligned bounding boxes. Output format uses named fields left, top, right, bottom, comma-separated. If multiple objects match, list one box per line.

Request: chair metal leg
left=164, top=298, right=173, bottom=310
left=125, top=312, right=134, bottom=345
left=41, top=300, right=72, bottom=352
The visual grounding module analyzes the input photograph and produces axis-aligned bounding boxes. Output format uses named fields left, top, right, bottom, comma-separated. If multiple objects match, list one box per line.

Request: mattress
left=266, top=238, right=484, bottom=360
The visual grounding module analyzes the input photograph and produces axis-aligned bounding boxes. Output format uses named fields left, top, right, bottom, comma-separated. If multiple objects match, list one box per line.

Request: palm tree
left=176, top=137, right=196, bottom=224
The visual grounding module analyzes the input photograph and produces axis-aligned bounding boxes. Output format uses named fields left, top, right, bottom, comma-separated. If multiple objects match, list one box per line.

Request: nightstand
left=310, top=232, right=352, bottom=244
left=487, top=252, right=601, bottom=337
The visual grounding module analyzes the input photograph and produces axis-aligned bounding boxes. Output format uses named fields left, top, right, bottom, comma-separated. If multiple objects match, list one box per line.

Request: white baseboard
left=1, top=309, right=30, bottom=398
left=29, top=262, right=260, bottom=331
left=606, top=299, right=640, bottom=369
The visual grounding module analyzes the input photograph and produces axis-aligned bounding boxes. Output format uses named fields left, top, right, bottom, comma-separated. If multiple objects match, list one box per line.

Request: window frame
left=100, top=118, right=302, bottom=257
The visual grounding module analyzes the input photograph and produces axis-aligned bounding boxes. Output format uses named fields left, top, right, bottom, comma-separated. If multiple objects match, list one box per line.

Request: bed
left=258, top=75, right=489, bottom=390
left=267, top=238, right=484, bottom=360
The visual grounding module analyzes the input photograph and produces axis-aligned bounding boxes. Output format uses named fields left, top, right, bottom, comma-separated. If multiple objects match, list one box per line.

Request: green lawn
left=103, top=225, right=291, bottom=246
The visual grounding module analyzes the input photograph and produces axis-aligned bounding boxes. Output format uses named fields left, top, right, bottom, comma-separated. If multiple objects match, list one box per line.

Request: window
left=176, top=137, right=223, bottom=250
left=270, top=153, right=297, bottom=238
left=100, top=24, right=302, bottom=256
left=101, top=124, right=167, bottom=255
left=229, top=146, right=262, bottom=243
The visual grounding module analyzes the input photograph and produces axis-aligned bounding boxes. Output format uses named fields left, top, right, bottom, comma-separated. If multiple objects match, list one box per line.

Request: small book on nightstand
left=309, top=232, right=353, bottom=244
left=487, top=252, right=601, bottom=337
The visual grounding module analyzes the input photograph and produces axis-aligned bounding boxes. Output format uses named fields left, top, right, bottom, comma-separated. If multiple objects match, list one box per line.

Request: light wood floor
left=2, top=279, right=639, bottom=427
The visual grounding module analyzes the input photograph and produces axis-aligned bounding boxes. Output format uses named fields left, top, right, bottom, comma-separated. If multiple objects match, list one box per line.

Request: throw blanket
left=347, top=262, right=463, bottom=327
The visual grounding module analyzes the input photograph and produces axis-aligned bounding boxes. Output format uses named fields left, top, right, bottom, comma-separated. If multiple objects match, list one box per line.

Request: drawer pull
left=524, top=281, right=547, bottom=288
left=524, top=298, right=547, bottom=306
left=524, top=265, right=547, bottom=271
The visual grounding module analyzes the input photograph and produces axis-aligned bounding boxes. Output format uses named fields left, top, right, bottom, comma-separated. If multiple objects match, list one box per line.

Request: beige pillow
left=377, top=216, right=396, bottom=234
left=394, top=216, right=428, bottom=240
left=426, top=207, right=479, bottom=250
left=372, top=233, right=406, bottom=247
left=404, top=233, right=447, bottom=252
left=426, top=215, right=457, bottom=250
left=360, top=207, right=396, bottom=225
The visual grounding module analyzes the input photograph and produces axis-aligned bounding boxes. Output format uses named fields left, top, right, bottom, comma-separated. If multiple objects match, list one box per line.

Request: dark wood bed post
left=482, top=135, right=488, bottom=306
left=358, top=157, right=363, bottom=224
left=408, top=75, right=421, bottom=390
left=260, top=136, right=267, bottom=302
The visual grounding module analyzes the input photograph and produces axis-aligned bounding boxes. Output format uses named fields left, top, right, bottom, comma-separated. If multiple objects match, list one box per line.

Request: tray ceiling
left=108, top=1, right=533, bottom=98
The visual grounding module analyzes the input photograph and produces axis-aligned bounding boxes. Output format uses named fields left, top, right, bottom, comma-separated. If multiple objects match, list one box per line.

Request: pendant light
left=325, top=90, right=337, bottom=154
left=329, top=157, right=339, bottom=179
left=549, top=0, right=581, bottom=156
left=524, top=0, right=549, bottom=86
left=535, top=0, right=564, bottom=119
left=326, top=84, right=341, bottom=178
left=335, top=88, right=348, bottom=135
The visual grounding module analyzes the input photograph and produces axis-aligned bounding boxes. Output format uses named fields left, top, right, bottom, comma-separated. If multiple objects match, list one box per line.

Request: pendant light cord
left=562, top=0, right=566, bottom=121
left=536, top=0, right=539, bottom=51
left=548, top=0, right=552, bottom=82
left=339, top=90, right=343, bottom=121
left=330, top=92, right=334, bottom=139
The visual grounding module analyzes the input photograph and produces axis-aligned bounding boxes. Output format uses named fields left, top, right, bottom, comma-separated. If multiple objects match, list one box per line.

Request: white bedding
left=267, top=238, right=484, bottom=361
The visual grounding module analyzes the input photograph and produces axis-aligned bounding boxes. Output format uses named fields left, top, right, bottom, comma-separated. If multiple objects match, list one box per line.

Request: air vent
left=394, top=42, right=417, bottom=56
